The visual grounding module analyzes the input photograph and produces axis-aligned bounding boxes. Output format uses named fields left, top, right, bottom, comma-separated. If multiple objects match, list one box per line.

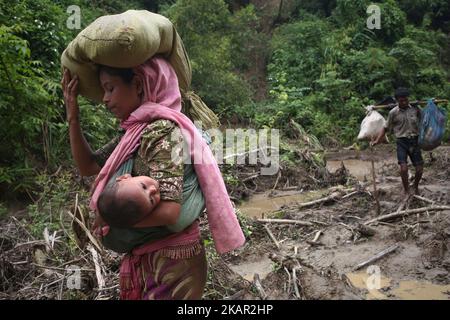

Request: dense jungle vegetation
left=1, top=0, right=449, bottom=199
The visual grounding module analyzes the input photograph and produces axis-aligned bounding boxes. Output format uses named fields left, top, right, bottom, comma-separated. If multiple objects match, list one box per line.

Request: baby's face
left=115, top=174, right=161, bottom=216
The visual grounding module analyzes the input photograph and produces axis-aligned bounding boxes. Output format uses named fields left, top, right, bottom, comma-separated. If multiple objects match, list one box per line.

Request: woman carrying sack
left=62, top=54, right=244, bottom=299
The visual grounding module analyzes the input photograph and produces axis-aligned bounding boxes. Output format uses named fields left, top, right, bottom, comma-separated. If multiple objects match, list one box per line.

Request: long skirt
left=120, top=245, right=207, bottom=300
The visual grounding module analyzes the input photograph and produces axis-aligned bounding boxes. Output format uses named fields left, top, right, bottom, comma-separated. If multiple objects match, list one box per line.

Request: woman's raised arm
left=62, top=68, right=101, bottom=176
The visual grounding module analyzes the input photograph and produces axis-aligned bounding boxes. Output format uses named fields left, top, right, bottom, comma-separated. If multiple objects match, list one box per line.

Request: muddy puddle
left=238, top=155, right=398, bottom=218
left=238, top=189, right=328, bottom=218
left=346, top=271, right=450, bottom=300
left=229, top=257, right=274, bottom=282
left=230, top=147, right=450, bottom=300
left=326, top=158, right=395, bottom=181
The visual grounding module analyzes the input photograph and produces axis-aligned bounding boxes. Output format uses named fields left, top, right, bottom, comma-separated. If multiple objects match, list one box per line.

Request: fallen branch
left=413, top=195, right=435, bottom=205
left=283, top=267, right=292, bottom=295
left=292, top=267, right=302, bottom=299
left=312, top=230, right=322, bottom=243
left=43, top=276, right=65, bottom=292
left=338, top=222, right=354, bottom=231
left=395, top=196, right=409, bottom=214
left=66, top=210, right=103, bottom=253
left=43, top=228, right=51, bottom=253
left=11, top=216, right=35, bottom=240
left=297, top=191, right=342, bottom=209
left=309, top=220, right=330, bottom=226
left=263, top=225, right=280, bottom=249
left=280, top=186, right=299, bottom=191
left=14, top=240, right=47, bottom=248
left=258, top=218, right=313, bottom=226
left=342, top=191, right=360, bottom=199
left=253, top=273, right=267, bottom=300
left=346, top=215, right=362, bottom=220
left=242, top=174, right=259, bottom=182
left=58, top=274, right=65, bottom=300
left=223, top=146, right=278, bottom=160
left=88, top=245, right=105, bottom=290
left=364, top=206, right=450, bottom=225
left=269, top=253, right=304, bottom=271
left=353, top=244, right=400, bottom=271
left=271, top=170, right=282, bottom=191
left=306, top=240, right=325, bottom=247
left=32, top=263, right=94, bottom=272
left=32, top=263, right=67, bottom=272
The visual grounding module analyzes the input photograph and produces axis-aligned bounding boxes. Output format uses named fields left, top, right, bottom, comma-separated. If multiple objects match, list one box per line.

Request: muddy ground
left=0, top=145, right=449, bottom=300
left=208, top=145, right=450, bottom=300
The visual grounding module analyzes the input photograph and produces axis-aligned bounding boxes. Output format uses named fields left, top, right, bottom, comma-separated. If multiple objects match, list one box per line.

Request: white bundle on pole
left=357, top=106, right=388, bottom=142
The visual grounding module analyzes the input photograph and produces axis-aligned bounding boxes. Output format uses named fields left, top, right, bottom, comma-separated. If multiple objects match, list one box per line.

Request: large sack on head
left=60, top=10, right=191, bottom=103
left=357, top=108, right=388, bottom=142
left=418, top=99, right=447, bottom=151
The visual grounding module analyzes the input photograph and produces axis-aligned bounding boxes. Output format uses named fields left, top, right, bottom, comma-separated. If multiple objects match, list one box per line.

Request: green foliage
left=0, top=0, right=134, bottom=196
left=1, top=0, right=449, bottom=197
left=296, top=0, right=338, bottom=17
left=377, top=1, right=407, bottom=44
left=235, top=209, right=253, bottom=239
left=265, top=1, right=449, bottom=146
left=398, top=0, right=450, bottom=32
left=0, top=23, right=60, bottom=193
left=26, top=171, right=84, bottom=238
left=164, top=0, right=252, bottom=114
left=229, top=5, right=269, bottom=72
left=269, top=15, right=330, bottom=91
left=332, top=0, right=371, bottom=27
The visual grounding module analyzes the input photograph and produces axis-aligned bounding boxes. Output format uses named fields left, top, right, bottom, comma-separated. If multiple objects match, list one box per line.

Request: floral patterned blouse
left=93, top=119, right=184, bottom=203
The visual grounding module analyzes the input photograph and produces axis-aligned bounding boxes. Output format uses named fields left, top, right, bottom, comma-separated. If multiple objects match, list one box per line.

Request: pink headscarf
left=90, top=57, right=245, bottom=254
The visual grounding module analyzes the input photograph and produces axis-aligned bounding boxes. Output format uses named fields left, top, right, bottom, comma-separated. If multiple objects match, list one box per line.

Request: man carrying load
left=372, top=87, right=423, bottom=198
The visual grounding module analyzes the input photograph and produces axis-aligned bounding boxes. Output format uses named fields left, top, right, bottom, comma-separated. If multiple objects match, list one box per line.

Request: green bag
left=61, top=10, right=219, bottom=129
left=61, top=10, right=191, bottom=103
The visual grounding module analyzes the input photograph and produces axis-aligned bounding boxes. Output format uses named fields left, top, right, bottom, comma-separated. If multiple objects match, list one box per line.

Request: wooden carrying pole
left=372, top=99, right=448, bottom=110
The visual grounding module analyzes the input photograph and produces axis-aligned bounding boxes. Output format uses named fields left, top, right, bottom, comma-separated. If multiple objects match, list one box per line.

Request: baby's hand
left=92, top=214, right=109, bottom=236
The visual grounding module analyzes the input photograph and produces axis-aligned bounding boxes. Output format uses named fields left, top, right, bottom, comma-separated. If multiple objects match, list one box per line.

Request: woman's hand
left=61, top=68, right=80, bottom=124
left=370, top=138, right=379, bottom=147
